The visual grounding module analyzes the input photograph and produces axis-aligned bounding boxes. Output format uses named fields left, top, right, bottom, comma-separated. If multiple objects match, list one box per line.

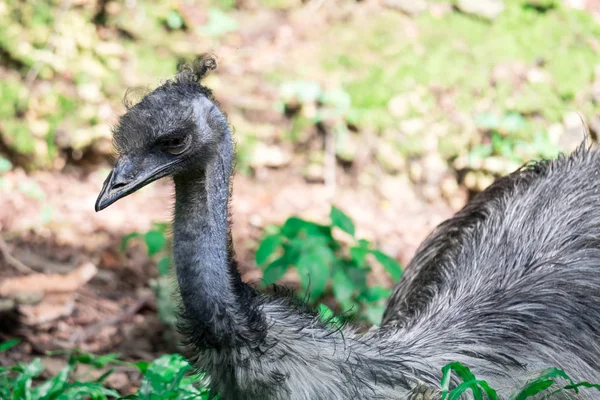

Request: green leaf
left=200, top=8, right=238, bottom=37
left=442, top=362, right=478, bottom=385
left=346, top=266, right=368, bottom=293
left=255, top=234, right=282, bottom=265
left=166, top=10, right=184, bottom=30
left=441, top=362, right=477, bottom=399
left=145, top=230, right=166, bottom=256
left=263, top=258, right=288, bottom=285
left=40, top=204, right=53, bottom=224
left=59, top=382, right=120, bottom=398
left=474, top=112, right=500, bottom=130
left=0, top=338, right=19, bottom=352
left=151, top=222, right=170, bottom=233
left=157, top=255, right=170, bottom=276
left=121, top=232, right=141, bottom=252
left=296, top=251, right=331, bottom=301
left=562, top=381, right=600, bottom=394
left=94, top=367, right=116, bottom=384
left=281, top=217, right=332, bottom=240
left=364, top=285, right=392, bottom=302
left=500, top=112, right=526, bottom=134
left=448, top=380, right=497, bottom=400
left=349, top=246, right=369, bottom=268
left=511, top=367, right=577, bottom=400
left=13, top=358, right=44, bottom=399
left=332, top=269, right=354, bottom=302
left=18, top=180, right=45, bottom=200
left=135, top=361, right=149, bottom=374
left=440, top=362, right=498, bottom=400
left=32, top=364, right=71, bottom=398
left=318, top=304, right=342, bottom=328
left=330, top=206, right=355, bottom=236
left=512, top=379, right=555, bottom=399
left=371, top=250, right=402, bottom=282
left=364, top=304, right=385, bottom=325
left=0, top=157, right=12, bottom=173
left=70, top=351, right=121, bottom=368
left=138, top=354, right=195, bottom=397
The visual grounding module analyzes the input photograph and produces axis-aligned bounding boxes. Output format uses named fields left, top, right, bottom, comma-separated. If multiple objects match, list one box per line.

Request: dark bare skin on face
left=96, top=55, right=600, bottom=399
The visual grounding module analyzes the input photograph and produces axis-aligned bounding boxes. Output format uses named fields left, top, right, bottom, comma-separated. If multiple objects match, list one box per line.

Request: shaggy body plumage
left=95, top=57, right=600, bottom=399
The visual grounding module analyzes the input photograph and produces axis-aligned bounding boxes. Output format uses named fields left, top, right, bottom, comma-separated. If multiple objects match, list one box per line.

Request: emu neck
left=173, top=132, right=262, bottom=348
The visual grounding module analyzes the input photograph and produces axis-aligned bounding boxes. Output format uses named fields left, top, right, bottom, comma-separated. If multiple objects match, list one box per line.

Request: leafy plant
left=278, top=80, right=360, bottom=161
left=469, top=111, right=561, bottom=168
left=0, top=341, right=120, bottom=399
left=256, top=206, right=402, bottom=325
left=121, top=223, right=177, bottom=328
left=198, top=8, right=238, bottom=37
left=0, top=340, right=213, bottom=399
left=441, top=361, right=600, bottom=400
left=125, top=354, right=213, bottom=400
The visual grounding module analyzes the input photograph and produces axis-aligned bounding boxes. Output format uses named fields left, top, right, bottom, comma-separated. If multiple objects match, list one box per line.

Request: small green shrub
left=256, top=205, right=402, bottom=325
left=470, top=111, right=561, bottom=166
left=0, top=340, right=213, bottom=399
left=121, top=223, right=177, bottom=329
left=442, top=361, right=600, bottom=400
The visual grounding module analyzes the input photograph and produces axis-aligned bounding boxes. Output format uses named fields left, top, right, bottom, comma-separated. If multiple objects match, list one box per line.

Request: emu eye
left=160, top=135, right=189, bottom=155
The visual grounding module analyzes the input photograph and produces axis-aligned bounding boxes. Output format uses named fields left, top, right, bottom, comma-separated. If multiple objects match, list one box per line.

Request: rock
left=250, top=143, right=292, bottom=168
left=336, top=132, right=358, bottom=163
left=94, top=41, right=124, bottom=57
left=68, top=124, right=112, bottom=151
left=77, top=82, right=103, bottom=103
left=422, top=154, right=447, bottom=184
left=440, top=175, right=468, bottom=211
left=463, top=171, right=478, bottom=190
left=482, top=156, right=507, bottom=174
left=547, top=123, right=564, bottom=145
left=378, top=175, right=417, bottom=204
left=400, top=118, right=426, bottom=136
left=561, top=0, right=585, bottom=9
left=588, top=115, right=600, bottom=139
left=422, top=184, right=440, bottom=202
left=375, top=141, right=405, bottom=174
left=303, top=163, right=324, bottom=183
left=561, top=111, right=587, bottom=151
left=590, top=81, right=600, bottom=104
left=387, top=94, right=410, bottom=118
left=409, top=161, right=424, bottom=183
left=476, top=172, right=495, bottom=192
left=526, top=67, right=549, bottom=84
left=105, top=372, right=129, bottom=391
left=456, top=0, right=505, bottom=20
left=28, top=119, right=50, bottom=138
left=382, top=0, right=428, bottom=16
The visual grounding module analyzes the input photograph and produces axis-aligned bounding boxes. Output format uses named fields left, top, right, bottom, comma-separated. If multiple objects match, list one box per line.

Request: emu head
left=95, top=56, right=225, bottom=211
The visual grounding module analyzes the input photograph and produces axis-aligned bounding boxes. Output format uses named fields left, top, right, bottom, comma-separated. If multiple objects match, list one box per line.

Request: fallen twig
left=69, top=294, right=152, bottom=344
left=0, top=237, right=34, bottom=274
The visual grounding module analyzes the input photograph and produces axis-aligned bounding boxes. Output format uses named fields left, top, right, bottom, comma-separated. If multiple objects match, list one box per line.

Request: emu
left=95, top=56, right=600, bottom=399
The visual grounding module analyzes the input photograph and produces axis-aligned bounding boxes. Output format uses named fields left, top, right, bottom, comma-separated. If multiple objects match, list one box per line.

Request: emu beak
left=95, top=156, right=158, bottom=212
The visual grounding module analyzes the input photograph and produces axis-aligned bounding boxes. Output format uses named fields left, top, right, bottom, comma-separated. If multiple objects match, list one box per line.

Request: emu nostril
left=112, top=182, right=128, bottom=190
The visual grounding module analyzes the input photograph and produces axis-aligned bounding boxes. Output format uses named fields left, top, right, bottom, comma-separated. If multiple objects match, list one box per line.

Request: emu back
left=383, top=144, right=600, bottom=397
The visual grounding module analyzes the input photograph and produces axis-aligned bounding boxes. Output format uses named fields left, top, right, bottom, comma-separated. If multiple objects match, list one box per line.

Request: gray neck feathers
left=172, top=121, right=265, bottom=349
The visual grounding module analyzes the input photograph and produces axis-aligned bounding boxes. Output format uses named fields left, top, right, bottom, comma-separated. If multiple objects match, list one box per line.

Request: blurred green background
left=1, top=0, right=600, bottom=396
left=2, top=0, right=598, bottom=181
